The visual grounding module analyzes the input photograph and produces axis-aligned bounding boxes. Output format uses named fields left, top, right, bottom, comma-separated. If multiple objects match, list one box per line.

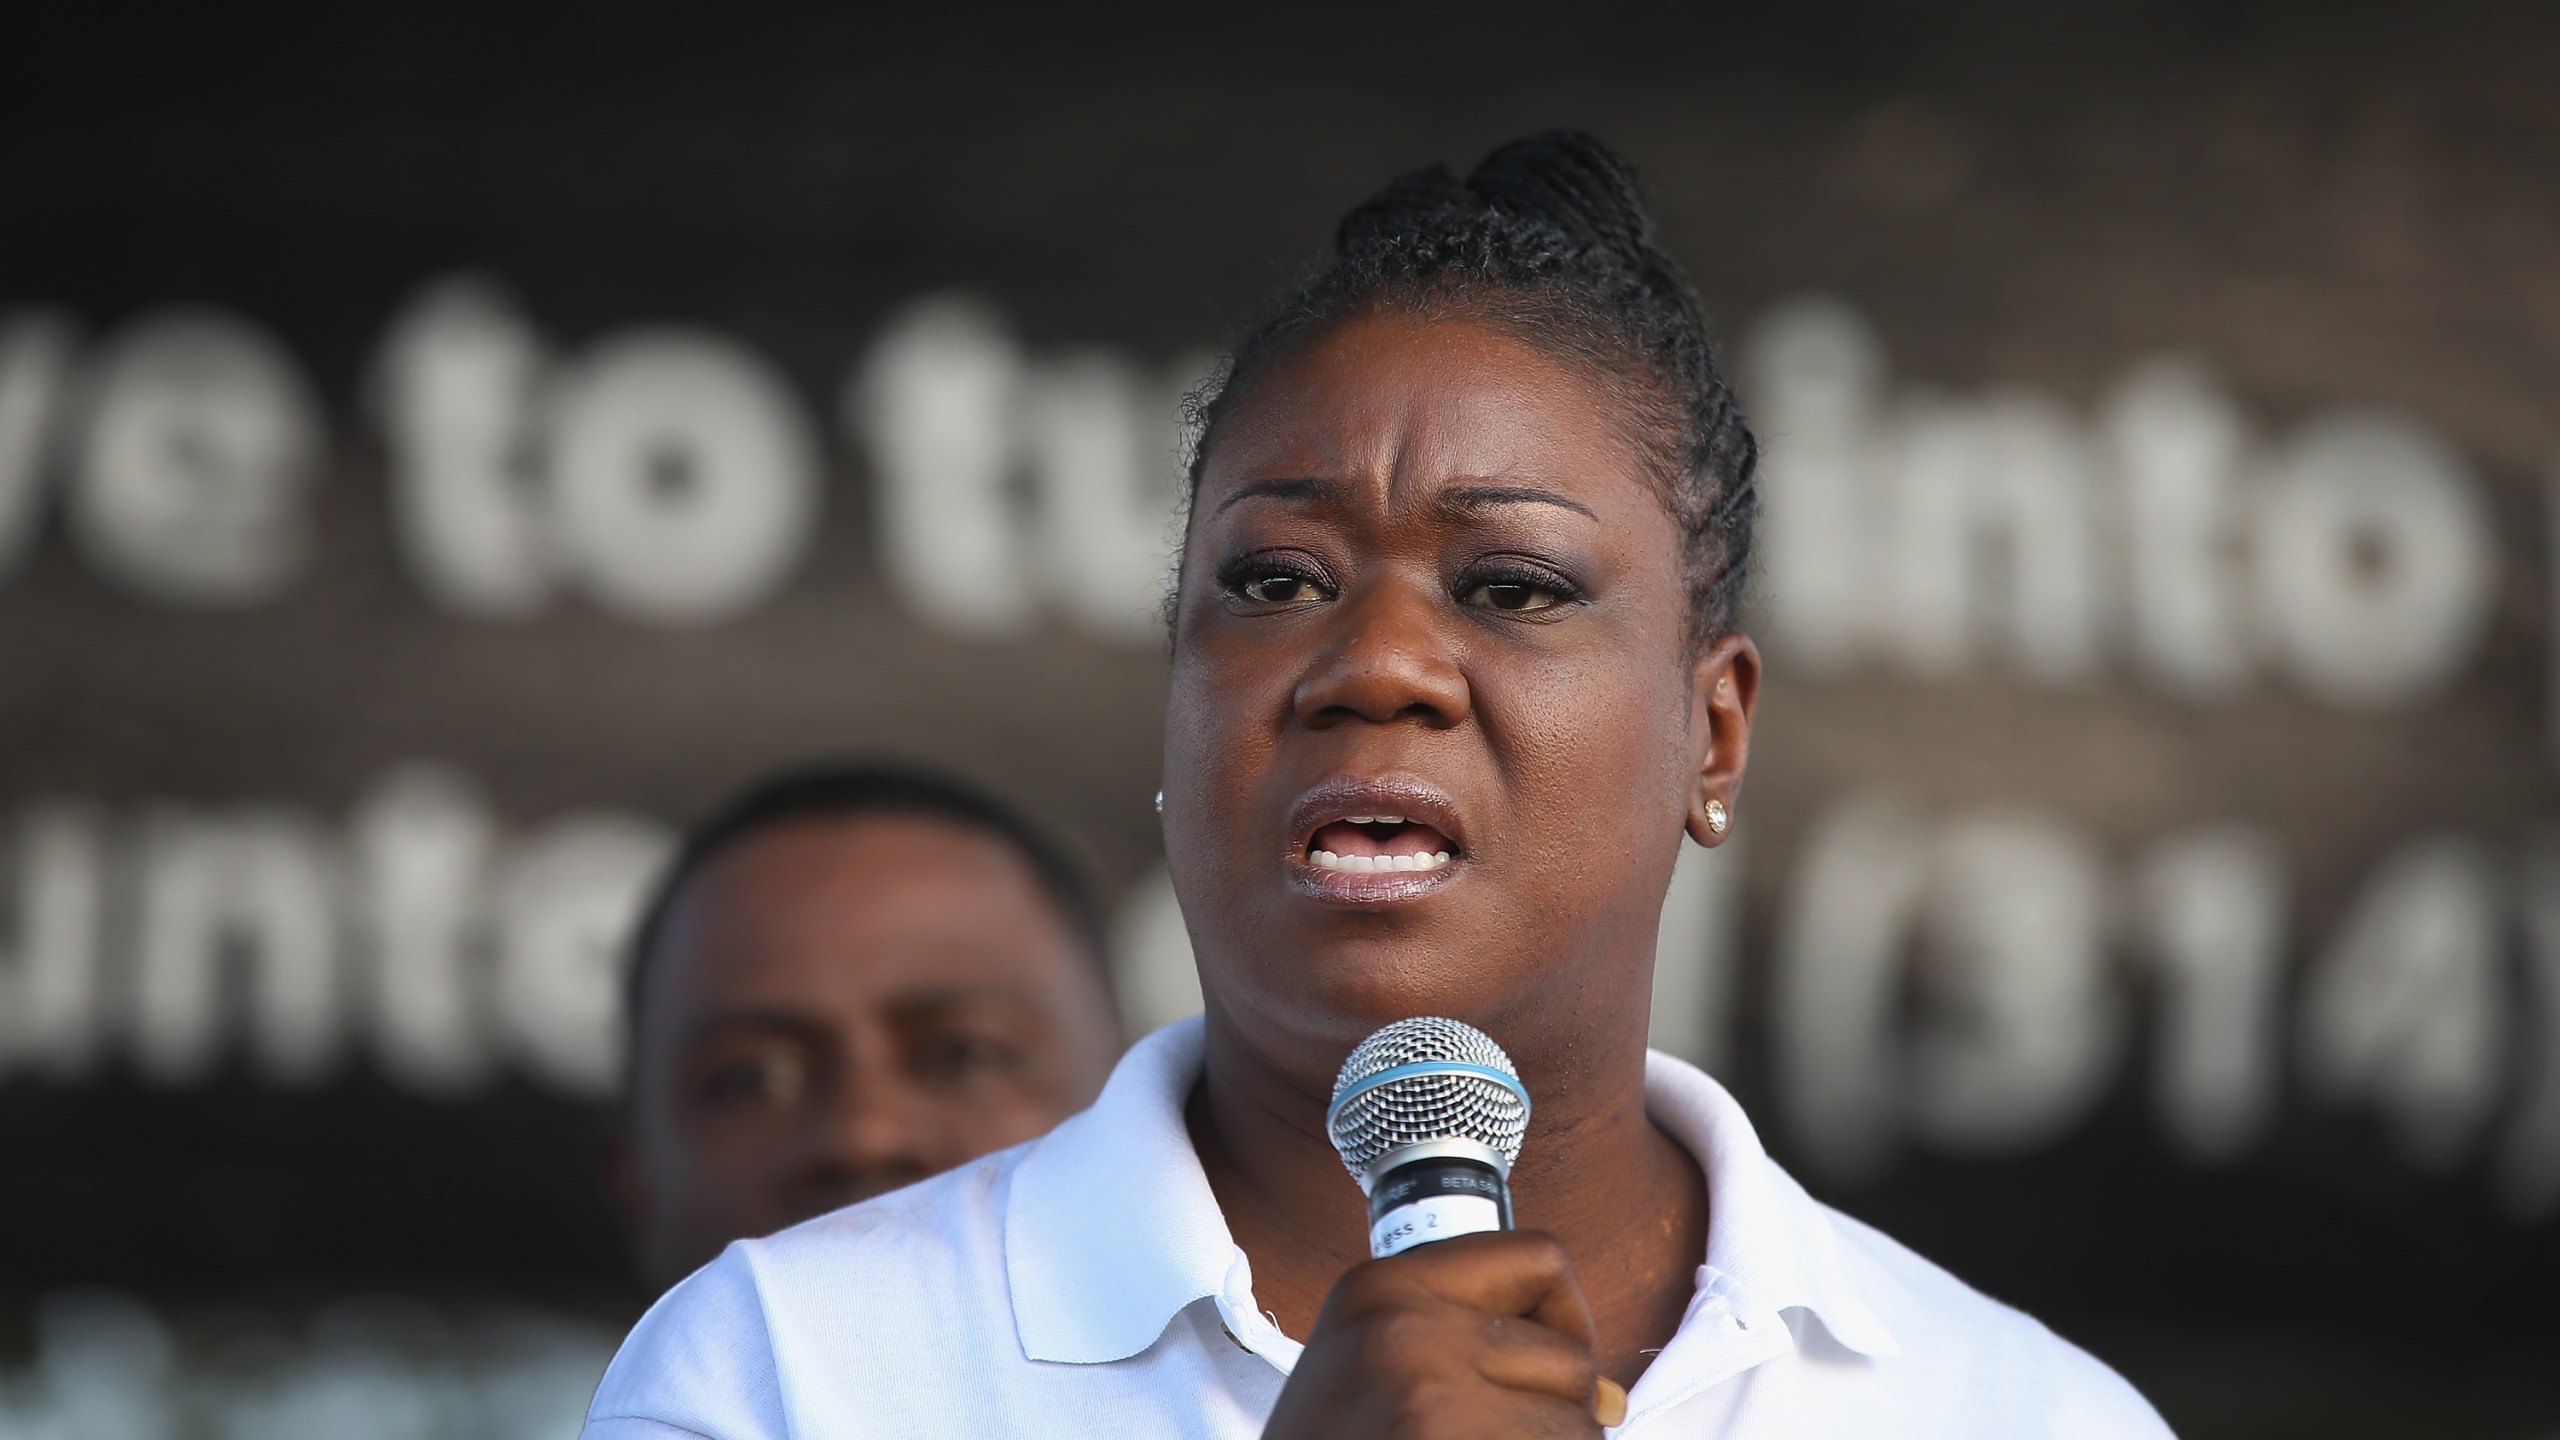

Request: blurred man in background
left=611, top=764, right=1124, bottom=1292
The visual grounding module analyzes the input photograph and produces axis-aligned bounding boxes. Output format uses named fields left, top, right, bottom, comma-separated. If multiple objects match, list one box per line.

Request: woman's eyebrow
left=1214, top=476, right=1337, bottom=514
left=1210, top=476, right=1598, bottom=520
left=1438, top=484, right=1600, bottom=521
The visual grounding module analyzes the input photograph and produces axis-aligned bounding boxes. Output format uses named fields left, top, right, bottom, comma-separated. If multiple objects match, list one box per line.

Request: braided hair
left=1180, top=130, right=1758, bottom=646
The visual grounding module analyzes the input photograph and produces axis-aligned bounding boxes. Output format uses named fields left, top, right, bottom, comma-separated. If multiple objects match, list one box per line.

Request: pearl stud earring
left=1704, top=798, right=1729, bottom=835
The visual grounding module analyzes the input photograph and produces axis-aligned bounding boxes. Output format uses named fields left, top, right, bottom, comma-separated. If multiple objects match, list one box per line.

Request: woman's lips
left=1286, top=777, right=1468, bottom=900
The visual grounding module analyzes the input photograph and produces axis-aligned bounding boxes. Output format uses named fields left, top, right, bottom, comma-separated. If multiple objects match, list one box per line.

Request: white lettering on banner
left=131, top=810, right=342, bottom=1085
left=1745, top=297, right=1881, bottom=672
left=373, top=275, right=823, bottom=625
left=1890, top=395, right=2105, bottom=686
left=64, top=310, right=324, bottom=605
left=2103, top=358, right=2253, bottom=700
left=2254, top=414, right=2497, bottom=705
left=12, top=1292, right=174, bottom=1439
left=1766, top=804, right=2560, bottom=1214
left=1024, top=348, right=1205, bottom=644
left=1773, top=802, right=2123, bottom=1174
left=850, top=295, right=1200, bottom=645
left=2138, top=826, right=2288, bottom=1162
left=1772, top=796, right=1932, bottom=1180
left=2, top=778, right=2556, bottom=1216
left=0, top=807, right=106, bottom=1081
left=0, top=283, right=2536, bottom=730
left=1910, top=812, right=2122, bottom=1150
left=0, top=312, right=78, bottom=580
left=850, top=296, right=1037, bottom=640
left=1739, top=297, right=2509, bottom=706
left=0, top=775, right=670, bottom=1096
left=350, top=765, right=498, bottom=1095
left=2299, top=836, right=2506, bottom=1170
left=371, top=278, right=557, bottom=618
left=0, top=1290, right=617, bottom=1435
left=2502, top=832, right=2560, bottom=1220
left=547, top=329, right=820, bottom=626
left=490, top=814, right=671, bottom=1098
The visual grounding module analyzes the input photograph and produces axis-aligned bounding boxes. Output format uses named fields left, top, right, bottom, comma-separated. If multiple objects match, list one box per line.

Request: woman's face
left=1165, top=310, right=1755, bottom=1090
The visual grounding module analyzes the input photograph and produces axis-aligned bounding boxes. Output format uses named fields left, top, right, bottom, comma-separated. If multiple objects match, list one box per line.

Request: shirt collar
left=1006, top=1016, right=1246, bottom=1366
left=1005, top=1016, right=1896, bottom=1368
left=1642, top=1048, right=1900, bottom=1360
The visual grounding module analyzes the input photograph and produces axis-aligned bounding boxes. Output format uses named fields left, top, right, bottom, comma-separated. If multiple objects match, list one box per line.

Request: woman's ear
left=1684, top=634, right=1760, bottom=847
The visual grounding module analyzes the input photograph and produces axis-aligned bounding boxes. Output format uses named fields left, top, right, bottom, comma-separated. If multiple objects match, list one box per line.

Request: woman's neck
left=1186, top=1020, right=1711, bottom=1387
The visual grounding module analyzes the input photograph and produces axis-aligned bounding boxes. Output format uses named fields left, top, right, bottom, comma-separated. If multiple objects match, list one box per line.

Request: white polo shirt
left=583, top=1017, right=2171, bottom=1438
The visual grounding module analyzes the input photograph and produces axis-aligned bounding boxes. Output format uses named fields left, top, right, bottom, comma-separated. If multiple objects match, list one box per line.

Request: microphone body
left=1325, top=1017, right=1532, bottom=1259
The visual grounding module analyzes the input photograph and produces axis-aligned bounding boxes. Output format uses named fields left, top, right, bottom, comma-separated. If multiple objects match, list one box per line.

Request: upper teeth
left=1347, top=815, right=1406, bottom=825
left=1309, top=849, right=1453, bottom=874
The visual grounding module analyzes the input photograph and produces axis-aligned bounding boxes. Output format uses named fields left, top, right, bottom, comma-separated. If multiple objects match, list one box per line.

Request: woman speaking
left=582, top=132, right=2170, bottom=1438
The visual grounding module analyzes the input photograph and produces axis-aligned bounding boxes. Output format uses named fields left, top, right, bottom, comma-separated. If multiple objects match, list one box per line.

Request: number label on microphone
left=1369, top=1194, right=1502, bottom=1257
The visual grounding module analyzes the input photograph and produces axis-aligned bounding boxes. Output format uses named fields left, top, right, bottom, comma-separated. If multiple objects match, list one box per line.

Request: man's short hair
left=623, top=761, right=1112, bottom=1045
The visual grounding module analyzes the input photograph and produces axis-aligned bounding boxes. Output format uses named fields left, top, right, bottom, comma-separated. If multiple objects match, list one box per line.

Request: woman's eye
left=1242, top=575, right=1311, bottom=603
left=1460, top=576, right=1570, bottom=613
left=1232, top=569, right=1331, bottom=606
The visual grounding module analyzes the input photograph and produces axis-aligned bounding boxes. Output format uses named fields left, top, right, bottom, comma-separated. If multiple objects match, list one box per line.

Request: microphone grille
left=1326, top=1016, right=1528, bottom=1180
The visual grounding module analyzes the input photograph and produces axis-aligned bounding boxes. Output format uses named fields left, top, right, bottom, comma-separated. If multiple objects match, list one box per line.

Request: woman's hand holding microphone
left=1272, top=1019, right=1629, bottom=1437
left=1264, top=1231, right=1624, bottom=1438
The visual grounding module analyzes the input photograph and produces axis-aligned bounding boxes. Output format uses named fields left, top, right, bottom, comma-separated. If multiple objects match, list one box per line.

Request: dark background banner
left=2, top=2, right=2555, bottom=1433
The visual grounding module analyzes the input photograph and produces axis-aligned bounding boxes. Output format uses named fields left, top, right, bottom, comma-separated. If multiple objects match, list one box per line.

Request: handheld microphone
left=1325, top=1016, right=1531, bottom=1259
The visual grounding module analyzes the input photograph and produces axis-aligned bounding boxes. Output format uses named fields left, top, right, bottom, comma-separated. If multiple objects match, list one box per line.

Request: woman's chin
left=1228, top=942, right=1525, bottom=1044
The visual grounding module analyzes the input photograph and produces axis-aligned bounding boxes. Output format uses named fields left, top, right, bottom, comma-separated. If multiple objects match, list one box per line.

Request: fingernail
left=1593, top=1376, right=1628, bottom=1427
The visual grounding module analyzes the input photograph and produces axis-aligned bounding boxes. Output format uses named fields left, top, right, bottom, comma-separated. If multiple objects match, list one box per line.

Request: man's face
left=618, top=813, right=1121, bottom=1289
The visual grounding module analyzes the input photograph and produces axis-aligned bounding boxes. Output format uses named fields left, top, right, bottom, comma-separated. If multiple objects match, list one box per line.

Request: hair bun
left=1464, top=129, right=1658, bottom=266
left=1334, top=162, right=1472, bottom=255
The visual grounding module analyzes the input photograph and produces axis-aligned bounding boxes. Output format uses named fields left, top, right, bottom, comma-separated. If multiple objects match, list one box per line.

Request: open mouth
left=1287, top=777, right=1468, bottom=900
left=1306, top=815, right=1457, bottom=874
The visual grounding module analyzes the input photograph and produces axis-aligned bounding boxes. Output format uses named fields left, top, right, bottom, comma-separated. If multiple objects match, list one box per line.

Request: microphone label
left=1370, top=1194, right=1503, bottom=1256
left=1365, top=1154, right=1511, bottom=1257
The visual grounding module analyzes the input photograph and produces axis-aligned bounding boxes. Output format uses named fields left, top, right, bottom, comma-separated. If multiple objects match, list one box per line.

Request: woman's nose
left=1290, top=578, right=1472, bottom=729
